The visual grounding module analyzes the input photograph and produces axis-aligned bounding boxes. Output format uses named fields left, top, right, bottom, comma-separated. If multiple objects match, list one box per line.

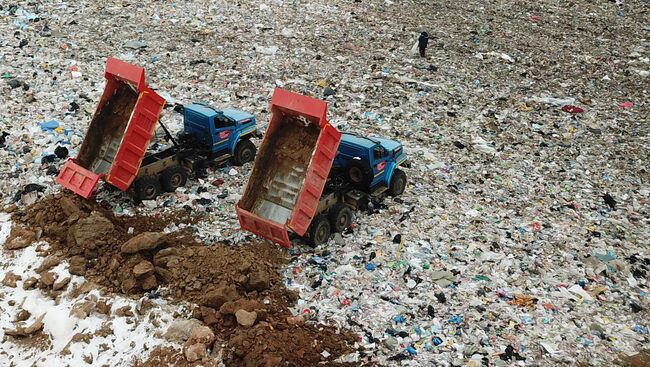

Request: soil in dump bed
left=239, top=116, right=320, bottom=213
left=76, top=82, right=139, bottom=172
left=7, top=194, right=367, bottom=367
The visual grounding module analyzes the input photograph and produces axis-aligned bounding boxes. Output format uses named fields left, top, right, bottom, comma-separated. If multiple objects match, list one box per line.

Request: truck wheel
left=134, top=176, right=161, bottom=200
left=233, top=139, right=256, bottom=166
left=161, top=166, right=187, bottom=192
left=329, top=204, right=353, bottom=233
left=308, top=215, right=331, bottom=247
left=388, top=169, right=407, bottom=196
left=345, top=161, right=372, bottom=191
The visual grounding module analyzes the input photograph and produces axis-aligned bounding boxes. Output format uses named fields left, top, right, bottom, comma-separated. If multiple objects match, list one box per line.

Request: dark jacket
left=418, top=32, right=429, bottom=48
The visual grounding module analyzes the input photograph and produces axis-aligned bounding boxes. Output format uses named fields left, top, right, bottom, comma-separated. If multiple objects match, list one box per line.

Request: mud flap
left=236, top=205, right=292, bottom=248
left=55, top=160, right=102, bottom=199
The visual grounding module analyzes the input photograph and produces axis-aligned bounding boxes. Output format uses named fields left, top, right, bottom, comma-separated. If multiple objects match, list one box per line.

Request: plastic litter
left=1, top=1, right=647, bottom=366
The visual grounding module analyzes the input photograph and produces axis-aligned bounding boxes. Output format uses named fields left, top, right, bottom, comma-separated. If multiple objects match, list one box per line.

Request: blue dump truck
left=336, top=132, right=408, bottom=196
left=132, top=103, right=259, bottom=200
left=237, top=88, right=407, bottom=247
left=58, top=58, right=259, bottom=201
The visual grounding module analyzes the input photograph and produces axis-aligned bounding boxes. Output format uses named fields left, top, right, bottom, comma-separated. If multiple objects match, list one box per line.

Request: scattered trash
left=602, top=193, right=617, bottom=209
left=124, top=40, right=148, bottom=49
left=0, top=1, right=647, bottom=366
left=562, top=105, right=585, bottom=113
left=54, top=146, right=69, bottom=159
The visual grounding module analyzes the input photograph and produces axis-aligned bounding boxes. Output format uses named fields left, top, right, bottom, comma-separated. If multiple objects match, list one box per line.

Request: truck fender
left=228, top=131, right=243, bottom=156
left=383, top=161, right=397, bottom=187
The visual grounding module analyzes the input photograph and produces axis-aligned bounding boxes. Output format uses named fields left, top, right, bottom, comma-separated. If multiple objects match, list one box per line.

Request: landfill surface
left=0, top=1, right=648, bottom=366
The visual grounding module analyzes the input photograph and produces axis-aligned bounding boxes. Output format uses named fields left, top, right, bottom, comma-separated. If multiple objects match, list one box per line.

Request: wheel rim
left=170, top=173, right=182, bottom=188
left=316, top=223, right=329, bottom=243
left=397, top=176, right=405, bottom=193
left=338, top=212, right=349, bottom=229
left=144, top=185, right=156, bottom=198
left=241, top=148, right=253, bottom=162
left=349, top=167, right=362, bottom=183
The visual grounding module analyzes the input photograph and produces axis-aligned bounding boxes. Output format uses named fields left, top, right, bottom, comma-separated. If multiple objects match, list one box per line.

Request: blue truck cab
left=334, top=132, right=408, bottom=196
left=182, top=103, right=258, bottom=165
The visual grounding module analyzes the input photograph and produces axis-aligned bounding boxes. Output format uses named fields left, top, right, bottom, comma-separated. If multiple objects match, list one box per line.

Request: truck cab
left=334, top=132, right=408, bottom=196
left=182, top=103, right=258, bottom=165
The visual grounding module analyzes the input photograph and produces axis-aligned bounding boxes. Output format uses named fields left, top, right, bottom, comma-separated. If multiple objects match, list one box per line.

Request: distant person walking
left=418, top=31, right=429, bottom=57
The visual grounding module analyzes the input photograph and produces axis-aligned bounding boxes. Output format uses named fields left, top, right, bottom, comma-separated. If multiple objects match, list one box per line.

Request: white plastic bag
left=410, top=40, right=419, bottom=55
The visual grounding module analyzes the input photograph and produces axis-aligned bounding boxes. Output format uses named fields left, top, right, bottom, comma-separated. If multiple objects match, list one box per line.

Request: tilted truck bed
left=236, top=88, right=341, bottom=248
left=56, top=57, right=165, bottom=198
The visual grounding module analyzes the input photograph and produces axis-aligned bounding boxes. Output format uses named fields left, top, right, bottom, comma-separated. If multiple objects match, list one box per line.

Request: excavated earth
left=5, top=193, right=364, bottom=367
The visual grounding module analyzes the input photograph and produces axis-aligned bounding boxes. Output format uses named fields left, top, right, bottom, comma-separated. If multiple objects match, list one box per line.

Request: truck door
left=212, top=115, right=235, bottom=154
left=371, top=145, right=389, bottom=186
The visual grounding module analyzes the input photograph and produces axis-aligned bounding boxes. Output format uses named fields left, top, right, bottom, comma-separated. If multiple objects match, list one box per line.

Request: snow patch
left=0, top=226, right=184, bottom=366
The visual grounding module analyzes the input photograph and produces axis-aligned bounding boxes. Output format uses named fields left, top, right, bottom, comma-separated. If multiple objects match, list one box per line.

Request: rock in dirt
left=140, top=274, right=158, bottom=291
left=246, top=270, right=270, bottom=292
left=70, top=301, right=94, bottom=319
left=184, top=343, right=208, bottom=362
left=40, top=271, right=57, bottom=287
left=114, top=305, right=134, bottom=317
left=2, top=272, right=21, bottom=288
left=68, top=256, right=86, bottom=275
left=133, top=260, right=155, bottom=276
left=200, top=285, right=239, bottom=308
left=121, top=232, right=165, bottom=254
left=5, top=225, right=36, bottom=250
left=183, top=325, right=215, bottom=362
left=219, top=299, right=262, bottom=316
left=69, top=212, right=114, bottom=247
left=235, top=309, right=257, bottom=327
left=16, top=310, right=31, bottom=322
left=163, top=319, right=204, bottom=342
left=4, top=314, right=45, bottom=337
left=22, top=277, right=37, bottom=290
left=35, top=256, right=61, bottom=273
left=286, top=315, right=305, bottom=326
left=95, top=300, right=111, bottom=315
left=153, top=247, right=179, bottom=266
left=53, top=276, right=71, bottom=291
left=187, top=326, right=215, bottom=346
left=154, top=266, right=173, bottom=282
left=59, top=196, right=81, bottom=217
left=198, top=307, right=219, bottom=326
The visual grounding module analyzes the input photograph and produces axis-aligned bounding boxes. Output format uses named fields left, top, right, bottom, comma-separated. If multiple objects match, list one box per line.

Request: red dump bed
left=236, top=88, right=342, bottom=248
left=56, top=58, right=165, bottom=198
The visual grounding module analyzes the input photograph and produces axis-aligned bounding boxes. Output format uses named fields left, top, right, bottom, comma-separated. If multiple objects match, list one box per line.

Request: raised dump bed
left=237, top=88, right=341, bottom=248
left=56, top=58, right=165, bottom=198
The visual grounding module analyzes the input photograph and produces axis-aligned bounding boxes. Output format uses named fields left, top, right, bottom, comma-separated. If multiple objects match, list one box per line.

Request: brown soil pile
left=616, top=350, right=650, bottom=367
left=134, top=346, right=220, bottom=367
left=7, top=194, right=366, bottom=367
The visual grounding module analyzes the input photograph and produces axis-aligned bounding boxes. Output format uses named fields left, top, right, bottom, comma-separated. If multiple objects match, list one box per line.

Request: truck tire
left=329, top=204, right=353, bottom=233
left=134, top=176, right=162, bottom=200
left=308, top=215, right=331, bottom=247
left=161, top=166, right=188, bottom=192
left=345, top=160, right=372, bottom=191
left=233, top=139, right=256, bottom=166
left=388, top=169, right=407, bottom=196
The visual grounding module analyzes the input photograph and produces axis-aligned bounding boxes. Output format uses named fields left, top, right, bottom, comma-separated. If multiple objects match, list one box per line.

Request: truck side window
left=373, top=146, right=386, bottom=160
left=215, top=116, right=233, bottom=129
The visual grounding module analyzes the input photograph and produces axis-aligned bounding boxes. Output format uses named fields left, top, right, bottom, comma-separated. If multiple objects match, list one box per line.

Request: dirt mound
left=226, top=324, right=357, bottom=367
left=8, top=194, right=367, bottom=366
left=134, top=346, right=220, bottom=367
